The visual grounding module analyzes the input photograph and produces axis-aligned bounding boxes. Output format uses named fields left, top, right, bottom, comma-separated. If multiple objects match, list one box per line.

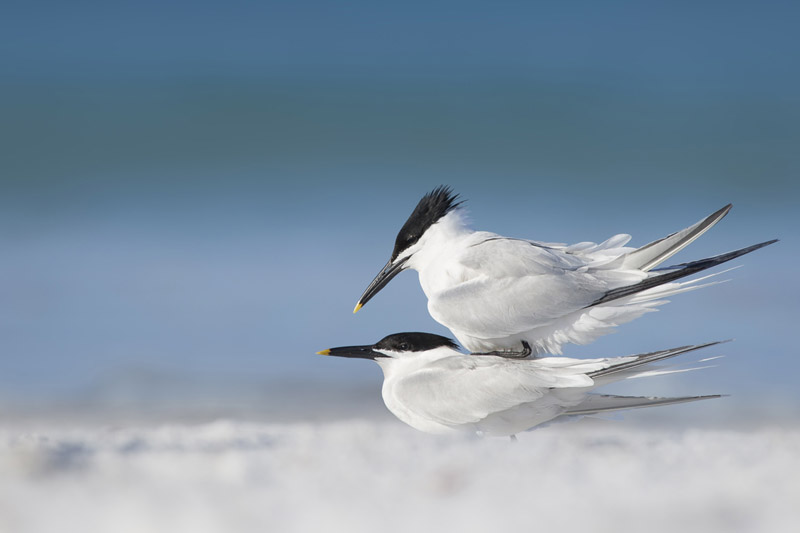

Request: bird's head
left=353, top=186, right=462, bottom=313
left=317, top=332, right=460, bottom=360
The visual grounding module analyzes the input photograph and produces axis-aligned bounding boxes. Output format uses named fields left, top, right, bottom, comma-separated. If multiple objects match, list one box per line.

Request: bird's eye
left=399, top=343, right=409, bottom=351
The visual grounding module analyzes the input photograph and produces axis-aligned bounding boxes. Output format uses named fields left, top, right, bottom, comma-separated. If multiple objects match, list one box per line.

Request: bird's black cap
left=391, top=186, right=462, bottom=261
left=375, top=332, right=459, bottom=352
left=318, top=332, right=459, bottom=359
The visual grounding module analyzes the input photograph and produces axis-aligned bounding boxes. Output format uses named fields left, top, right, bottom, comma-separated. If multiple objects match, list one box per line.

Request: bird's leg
left=473, top=341, right=532, bottom=359
left=509, top=434, right=518, bottom=443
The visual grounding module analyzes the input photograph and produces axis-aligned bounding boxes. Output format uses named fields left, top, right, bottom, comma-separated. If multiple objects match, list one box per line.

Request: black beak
left=353, top=257, right=408, bottom=313
left=316, top=344, right=384, bottom=360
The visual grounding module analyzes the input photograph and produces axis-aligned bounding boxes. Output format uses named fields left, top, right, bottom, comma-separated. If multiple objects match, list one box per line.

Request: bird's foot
left=474, top=341, right=532, bottom=359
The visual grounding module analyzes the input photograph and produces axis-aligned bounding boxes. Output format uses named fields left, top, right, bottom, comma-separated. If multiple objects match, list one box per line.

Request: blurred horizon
left=1, top=1, right=798, bottom=424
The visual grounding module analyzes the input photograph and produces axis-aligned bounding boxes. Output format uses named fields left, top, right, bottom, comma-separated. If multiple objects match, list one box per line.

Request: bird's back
left=378, top=354, right=599, bottom=434
left=420, top=234, right=646, bottom=353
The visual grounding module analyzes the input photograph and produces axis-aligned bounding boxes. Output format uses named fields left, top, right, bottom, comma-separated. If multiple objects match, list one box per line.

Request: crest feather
left=391, top=186, right=463, bottom=260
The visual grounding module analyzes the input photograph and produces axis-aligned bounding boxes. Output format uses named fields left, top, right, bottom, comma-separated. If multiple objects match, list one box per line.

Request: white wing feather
left=378, top=343, right=722, bottom=435
left=409, top=206, right=772, bottom=354
left=385, top=355, right=614, bottom=429
left=425, top=236, right=649, bottom=352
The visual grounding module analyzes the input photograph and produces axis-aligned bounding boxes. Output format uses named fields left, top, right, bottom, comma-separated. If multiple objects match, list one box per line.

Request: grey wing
left=429, top=238, right=643, bottom=338
left=620, top=204, right=731, bottom=271
left=588, top=341, right=724, bottom=382
left=564, top=393, right=723, bottom=416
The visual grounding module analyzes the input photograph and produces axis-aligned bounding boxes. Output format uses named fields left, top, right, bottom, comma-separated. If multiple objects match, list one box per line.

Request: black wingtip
left=590, top=239, right=778, bottom=307
left=717, top=203, right=733, bottom=217
left=741, top=238, right=778, bottom=250
left=588, top=341, right=725, bottom=378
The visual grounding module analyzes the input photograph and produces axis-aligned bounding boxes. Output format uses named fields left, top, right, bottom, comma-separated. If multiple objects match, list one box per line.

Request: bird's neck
left=405, top=210, right=473, bottom=273
left=376, top=346, right=460, bottom=379
left=403, top=210, right=478, bottom=297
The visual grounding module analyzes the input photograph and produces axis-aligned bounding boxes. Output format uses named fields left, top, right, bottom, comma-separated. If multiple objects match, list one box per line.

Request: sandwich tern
left=318, top=332, right=722, bottom=436
left=354, top=186, right=776, bottom=355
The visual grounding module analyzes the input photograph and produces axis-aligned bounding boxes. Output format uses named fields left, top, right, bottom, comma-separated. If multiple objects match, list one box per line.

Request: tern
left=318, top=332, right=722, bottom=437
left=354, top=186, right=776, bottom=355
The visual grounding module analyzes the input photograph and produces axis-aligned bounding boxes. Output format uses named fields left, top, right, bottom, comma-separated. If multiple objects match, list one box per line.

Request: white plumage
left=319, top=332, right=722, bottom=437
left=355, top=187, right=775, bottom=355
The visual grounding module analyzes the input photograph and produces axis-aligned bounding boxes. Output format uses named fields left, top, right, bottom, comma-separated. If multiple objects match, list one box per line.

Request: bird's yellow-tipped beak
left=354, top=257, right=409, bottom=315
left=316, top=349, right=331, bottom=355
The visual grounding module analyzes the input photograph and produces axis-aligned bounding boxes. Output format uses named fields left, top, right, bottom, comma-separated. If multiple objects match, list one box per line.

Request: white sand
left=1, top=419, right=798, bottom=533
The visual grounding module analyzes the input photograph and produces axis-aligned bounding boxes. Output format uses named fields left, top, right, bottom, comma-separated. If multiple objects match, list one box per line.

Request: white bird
left=318, top=332, right=723, bottom=437
left=353, top=186, right=776, bottom=355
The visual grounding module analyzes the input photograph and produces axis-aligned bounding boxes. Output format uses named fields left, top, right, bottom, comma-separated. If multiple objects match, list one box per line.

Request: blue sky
left=1, top=1, right=798, bottom=420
